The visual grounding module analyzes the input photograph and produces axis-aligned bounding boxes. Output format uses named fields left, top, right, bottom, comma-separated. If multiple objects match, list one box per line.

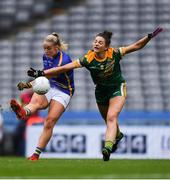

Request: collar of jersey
left=86, top=48, right=114, bottom=63
left=94, top=52, right=108, bottom=62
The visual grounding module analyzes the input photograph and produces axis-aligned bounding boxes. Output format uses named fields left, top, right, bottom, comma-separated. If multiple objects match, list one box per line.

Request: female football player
left=10, top=32, right=75, bottom=161
left=27, top=27, right=163, bottom=161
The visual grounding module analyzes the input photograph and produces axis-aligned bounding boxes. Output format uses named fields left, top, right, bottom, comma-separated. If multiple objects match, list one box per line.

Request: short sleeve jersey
left=79, top=47, right=126, bottom=87
left=43, top=51, right=74, bottom=96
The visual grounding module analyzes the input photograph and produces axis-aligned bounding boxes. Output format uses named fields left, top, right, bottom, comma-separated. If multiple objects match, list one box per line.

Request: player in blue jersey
left=10, top=32, right=74, bottom=161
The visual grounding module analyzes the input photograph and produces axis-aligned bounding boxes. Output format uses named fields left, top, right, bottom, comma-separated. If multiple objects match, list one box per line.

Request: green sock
left=105, top=141, right=114, bottom=151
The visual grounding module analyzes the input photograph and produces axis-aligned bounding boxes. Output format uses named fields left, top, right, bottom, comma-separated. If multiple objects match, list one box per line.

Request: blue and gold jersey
left=43, top=51, right=74, bottom=96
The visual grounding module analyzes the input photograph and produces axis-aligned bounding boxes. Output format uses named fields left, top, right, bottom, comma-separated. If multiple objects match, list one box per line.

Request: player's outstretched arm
left=27, top=60, right=81, bottom=78
left=124, top=27, right=164, bottom=54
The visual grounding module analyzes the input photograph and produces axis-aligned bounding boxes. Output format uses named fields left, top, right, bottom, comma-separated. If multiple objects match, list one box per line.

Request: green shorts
left=95, top=82, right=127, bottom=105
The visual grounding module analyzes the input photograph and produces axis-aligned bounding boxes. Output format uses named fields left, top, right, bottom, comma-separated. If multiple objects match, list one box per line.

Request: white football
left=32, top=77, right=50, bottom=95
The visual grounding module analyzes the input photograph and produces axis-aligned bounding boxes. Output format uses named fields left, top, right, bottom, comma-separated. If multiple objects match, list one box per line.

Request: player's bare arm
left=27, top=60, right=81, bottom=78
left=44, top=60, right=80, bottom=77
left=124, top=36, right=150, bottom=54
left=124, top=27, right=164, bottom=55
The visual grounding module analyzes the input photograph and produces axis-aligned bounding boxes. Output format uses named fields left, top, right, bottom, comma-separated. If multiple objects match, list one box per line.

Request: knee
left=44, top=117, right=56, bottom=130
left=107, top=112, right=118, bottom=124
left=30, top=95, right=48, bottom=109
left=35, top=100, right=47, bottom=109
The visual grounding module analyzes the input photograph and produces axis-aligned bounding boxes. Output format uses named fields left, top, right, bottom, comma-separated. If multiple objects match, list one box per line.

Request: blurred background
left=0, top=0, right=170, bottom=158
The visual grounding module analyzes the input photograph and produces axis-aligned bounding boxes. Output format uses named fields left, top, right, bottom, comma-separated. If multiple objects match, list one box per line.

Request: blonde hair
left=44, top=32, right=68, bottom=51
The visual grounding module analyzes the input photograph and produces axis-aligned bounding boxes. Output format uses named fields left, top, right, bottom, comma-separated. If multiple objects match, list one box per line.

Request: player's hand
left=148, top=27, right=164, bottom=39
left=27, top=67, right=44, bottom=78
left=17, top=82, right=32, bottom=91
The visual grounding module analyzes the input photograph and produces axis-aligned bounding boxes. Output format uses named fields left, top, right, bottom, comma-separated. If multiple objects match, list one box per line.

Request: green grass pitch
left=0, top=157, right=170, bottom=179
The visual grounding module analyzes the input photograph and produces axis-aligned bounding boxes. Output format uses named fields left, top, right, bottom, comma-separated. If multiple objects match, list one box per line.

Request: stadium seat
left=0, top=0, right=170, bottom=112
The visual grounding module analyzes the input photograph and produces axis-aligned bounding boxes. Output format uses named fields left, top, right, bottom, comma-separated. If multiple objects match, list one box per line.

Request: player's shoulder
left=110, top=47, right=124, bottom=57
left=106, top=47, right=118, bottom=58
left=60, top=51, right=72, bottom=65
left=109, top=47, right=119, bottom=53
left=84, top=50, right=95, bottom=63
left=61, top=50, right=68, bottom=56
left=61, top=51, right=70, bottom=58
left=107, top=47, right=117, bottom=57
left=61, top=51, right=71, bottom=60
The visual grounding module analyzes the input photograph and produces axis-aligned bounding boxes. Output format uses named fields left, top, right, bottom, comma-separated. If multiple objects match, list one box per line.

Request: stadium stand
left=0, top=0, right=170, bottom=112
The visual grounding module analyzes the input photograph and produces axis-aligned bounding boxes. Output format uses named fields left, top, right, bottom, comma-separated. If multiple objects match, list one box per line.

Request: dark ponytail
left=96, top=31, right=113, bottom=46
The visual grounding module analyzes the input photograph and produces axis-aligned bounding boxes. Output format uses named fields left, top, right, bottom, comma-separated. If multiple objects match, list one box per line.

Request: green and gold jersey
left=78, top=47, right=126, bottom=87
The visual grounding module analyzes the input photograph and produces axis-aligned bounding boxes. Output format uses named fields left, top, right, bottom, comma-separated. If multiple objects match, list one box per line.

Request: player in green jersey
left=27, top=27, right=163, bottom=161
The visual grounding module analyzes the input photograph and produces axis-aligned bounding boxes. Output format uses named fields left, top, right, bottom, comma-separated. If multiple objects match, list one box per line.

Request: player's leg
left=97, top=105, right=122, bottom=137
left=97, top=104, right=124, bottom=160
left=28, top=99, right=65, bottom=161
left=10, top=93, right=48, bottom=120
left=28, top=90, right=70, bottom=161
left=24, top=93, right=48, bottom=115
left=101, top=96, right=125, bottom=161
left=111, top=131, right=124, bottom=153
left=95, top=86, right=122, bottom=161
left=38, top=100, right=65, bottom=148
left=111, top=83, right=126, bottom=153
left=97, top=104, right=108, bottom=123
left=97, top=105, right=111, bottom=160
left=10, top=99, right=27, bottom=120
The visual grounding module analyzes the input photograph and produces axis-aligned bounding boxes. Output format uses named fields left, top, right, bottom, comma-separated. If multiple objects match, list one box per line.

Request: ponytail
left=44, top=32, right=68, bottom=51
